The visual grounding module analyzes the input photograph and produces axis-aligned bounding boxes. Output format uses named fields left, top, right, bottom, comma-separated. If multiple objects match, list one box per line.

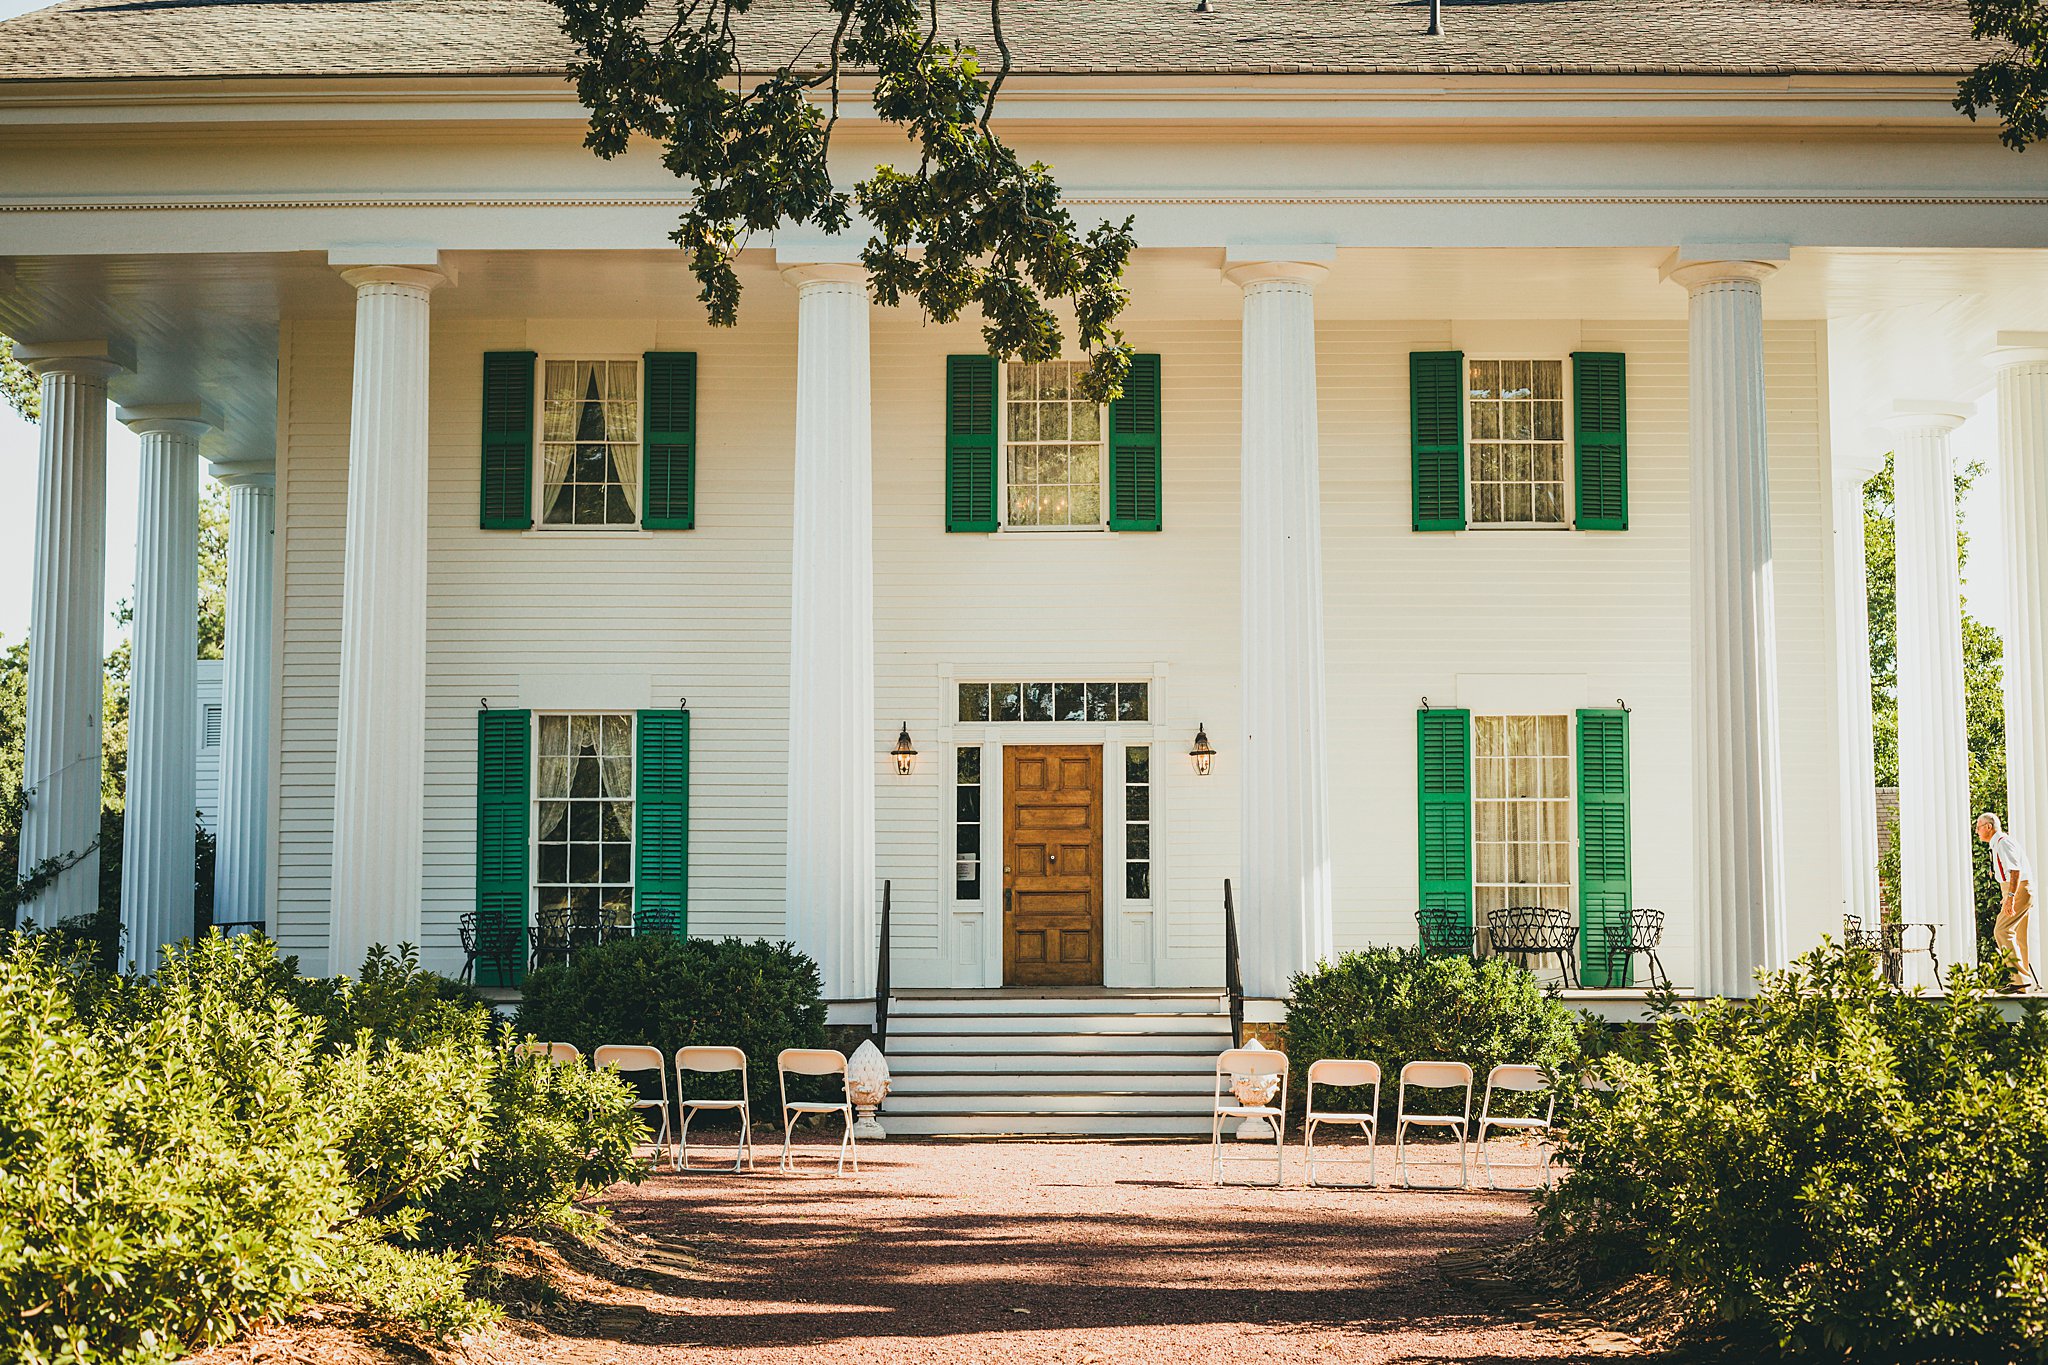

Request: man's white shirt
left=1991, top=831, right=2036, bottom=891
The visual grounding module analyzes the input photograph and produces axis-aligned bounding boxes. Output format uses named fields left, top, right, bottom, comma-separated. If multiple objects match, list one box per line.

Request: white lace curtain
left=541, top=361, right=640, bottom=519
left=535, top=713, right=634, bottom=841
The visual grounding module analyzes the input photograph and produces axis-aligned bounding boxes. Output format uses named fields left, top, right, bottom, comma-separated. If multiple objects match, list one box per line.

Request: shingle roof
left=0, top=0, right=1991, bottom=84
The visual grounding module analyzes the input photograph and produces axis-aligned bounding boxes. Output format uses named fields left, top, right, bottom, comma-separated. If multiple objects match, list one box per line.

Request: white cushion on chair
left=684, top=1098, right=748, bottom=1110
left=1308, top=1111, right=1375, bottom=1124
left=1402, top=1114, right=1467, bottom=1126
left=786, top=1101, right=851, bottom=1114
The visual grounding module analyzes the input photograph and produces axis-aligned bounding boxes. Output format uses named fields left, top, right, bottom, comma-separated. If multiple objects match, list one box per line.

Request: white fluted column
left=1666, top=258, right=1788, bottom=997
left=329, top=262, right=446, bottom=976
left=1990, top=334, right=2048, bottom=977
left=1889, top=401, right=1979, bottom=972
left=117, top=408, right=210, bottom=965
left=781, top=259, right=875, bottom=1011
left=213, top=467, right=276, bottom=933
left=1831, top=446, right=1887, bottom=932
left=1225, top=254, right=1334, bottom=1001
left=14, top=341, right=126, bottom=928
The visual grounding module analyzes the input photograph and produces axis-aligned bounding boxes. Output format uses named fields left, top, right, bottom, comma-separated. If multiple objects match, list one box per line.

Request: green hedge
left=1542, top=945, right=2048, bottom=1360
left=516, top=935, right=825, bottom=1123
left=1285, top=948, right=1579, bottom=1117
left=0, top=934, right=646, bottom=1365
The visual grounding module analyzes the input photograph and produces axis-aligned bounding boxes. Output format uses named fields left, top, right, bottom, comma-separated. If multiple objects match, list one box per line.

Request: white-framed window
left=533, top=712, right=636, bottom=931
left=1467, top=359, right=1568, bottom=528
left=1002, top=359, right=1106, bottom=529
left=539, top=358, right=641, bottom=528
left=1473, top=714, right=1573, bottom=917
left=1123, top=744, right=1151, bottom=901
left=955, top=746, right=982, bottom=901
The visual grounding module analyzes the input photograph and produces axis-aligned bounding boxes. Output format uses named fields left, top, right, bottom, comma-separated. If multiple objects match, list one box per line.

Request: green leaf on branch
left=551, top=0, right=1136, bottom=401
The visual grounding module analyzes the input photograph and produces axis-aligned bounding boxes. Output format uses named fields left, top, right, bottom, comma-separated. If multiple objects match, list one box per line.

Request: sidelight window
left=1124, top=745, right=1151, bottom=901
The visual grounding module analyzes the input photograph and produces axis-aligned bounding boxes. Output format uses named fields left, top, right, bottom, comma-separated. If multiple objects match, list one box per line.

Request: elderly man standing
left=1979, top=812, right=2037, bottom=993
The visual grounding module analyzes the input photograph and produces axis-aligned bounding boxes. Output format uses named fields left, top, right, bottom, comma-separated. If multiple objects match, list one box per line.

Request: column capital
left=209, top=462, right=277, bottom=489
left=1660, top=244, right=1788, bottom=292
left=337, top=264, right=450, bottom=292
left=779, top=260, right=869, bottom=290
left=1223, top=244, right=1334, bottom=292
left=13, top=337, right=134, bottom=379
left=1833, top=445, right=1889, bottom=485
left=1880, top=398, right=1974, bottom=436
left=1988, top=331, right=2048, bottom=370
left=117, top=402, right=219, bottom=440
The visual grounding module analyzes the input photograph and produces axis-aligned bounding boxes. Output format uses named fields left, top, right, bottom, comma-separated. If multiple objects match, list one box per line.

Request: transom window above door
left=541, top=359, right=641, bottom=527
left=1005, top=360, right=1105, bottom=529
left=1467, top=359, right=1567, bottom=528
left=957, top=681, right=1149, bottom=724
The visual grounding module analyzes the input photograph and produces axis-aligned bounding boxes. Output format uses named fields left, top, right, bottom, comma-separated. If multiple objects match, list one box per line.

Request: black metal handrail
left=873, top=879, right=892, bottom=1051
left=1223, top=878, right=1244, bottom=1046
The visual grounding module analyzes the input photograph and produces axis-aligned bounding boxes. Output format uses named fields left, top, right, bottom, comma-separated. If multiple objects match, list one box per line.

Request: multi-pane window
left=1473, top=715, right=1572, bottom=919
left=955, top=747, right=982, bottom=901
left=1468, top=359, right=1566, bottom=528
left=957, top=681, right=1149, bottom=724
left=1124, top=745, right=1151, bottom=900
left=535, top=713, right=636, bottom=932
left=541, top=359, right=640, bottom=527
left=1004, top=360, right=1104, bottom=528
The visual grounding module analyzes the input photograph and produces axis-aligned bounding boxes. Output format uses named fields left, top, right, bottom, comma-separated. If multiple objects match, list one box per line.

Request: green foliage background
left=1865, top=454, right=2008, bottom=955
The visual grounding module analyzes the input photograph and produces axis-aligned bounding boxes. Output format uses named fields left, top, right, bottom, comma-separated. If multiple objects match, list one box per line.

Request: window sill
left=520, top=528, right=656, bottom=540
left=991, top=525, right=1117, bottom=537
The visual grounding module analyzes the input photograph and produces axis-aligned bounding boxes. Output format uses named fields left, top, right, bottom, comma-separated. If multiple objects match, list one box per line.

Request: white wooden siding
left=273, top=289, right=1839, bottom=990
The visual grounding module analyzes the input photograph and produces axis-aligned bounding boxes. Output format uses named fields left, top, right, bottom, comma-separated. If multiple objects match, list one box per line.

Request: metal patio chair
left=1600, top=908, right=1668, bottom=989
left=1486, top=906, right=1580, bottom=988
left=777, top=1048, right=858, bottom=1175
left=530, top=907, right=572, bottom=972
left=1416, top=907, right=1474, bottom=959
left=594, top=1044, right=674, bottom=1152
left=675, top=1045, right=755, bottom=1173
left=1210, top=1047, right=1290, bottom=1187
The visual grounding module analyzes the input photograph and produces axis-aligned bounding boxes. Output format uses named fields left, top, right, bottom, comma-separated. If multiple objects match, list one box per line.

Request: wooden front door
left=1003, top=745, right=1104, bottom=987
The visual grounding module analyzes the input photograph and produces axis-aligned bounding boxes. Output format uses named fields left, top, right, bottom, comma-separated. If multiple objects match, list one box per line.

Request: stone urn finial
left=1229, top=1037, right=1281, bottom=1140
left=846, top=1038, right=892, bottom=1139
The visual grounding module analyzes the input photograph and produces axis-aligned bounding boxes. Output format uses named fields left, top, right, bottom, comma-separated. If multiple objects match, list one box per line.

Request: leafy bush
left=0, top=936, right=351, bottom=1365
left=0, top=933, right=645, bottom=1365
left=1541, top=944, right=2048, bottom=1360
left=1285, top=948, right=1579, bottom=1116
left=517, top=935, right=825, bottom=1121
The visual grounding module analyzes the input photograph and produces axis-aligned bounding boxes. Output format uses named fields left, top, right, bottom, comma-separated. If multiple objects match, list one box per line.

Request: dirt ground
left=462, top=1134, right=1645, bottom=1365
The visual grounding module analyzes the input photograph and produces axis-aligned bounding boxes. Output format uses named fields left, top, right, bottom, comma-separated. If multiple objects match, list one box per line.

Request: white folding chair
left=516, top=1041, right=583, bottom=1065
left=1395, top=1060, right=1474, bottom=1188
left=675, top=1044, right=755, bottom=1173
left=593, top=1045, right=673, bottom=1152
left=777, top=1047, right=857, bottom=1175
left=1476, top=1064, right=1558, bottom=1189
left=1210, top=1047, right=1289, bottom=1186
left=1304, top=1058, right=1382, bottom=1187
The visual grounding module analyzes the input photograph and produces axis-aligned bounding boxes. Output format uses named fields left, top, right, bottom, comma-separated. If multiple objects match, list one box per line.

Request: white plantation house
left=3, top=0, right=2047, bottom=1130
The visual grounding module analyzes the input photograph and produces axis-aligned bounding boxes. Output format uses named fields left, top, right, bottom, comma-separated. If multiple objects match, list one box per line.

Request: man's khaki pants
left=1995, top=881, right=2035, bottom=989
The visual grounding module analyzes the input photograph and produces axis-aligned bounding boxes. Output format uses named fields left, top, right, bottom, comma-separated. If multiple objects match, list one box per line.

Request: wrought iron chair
left=1844, top=915, right=1941, bottom=989
left=567, top=902, right=605, bottom=957
left=458, top=911, right=479, bottom=984
left=530, top=907, right=573, bottom=973
left=1486, top=906, right=1580, bottom=989
left=1600, top=908, right=1668, bottom=989
left=1415, top=907, right=1474, bottom=959
left=473, top=914, right=523, bottom=985
left=601, top=902, right=636, bottom=944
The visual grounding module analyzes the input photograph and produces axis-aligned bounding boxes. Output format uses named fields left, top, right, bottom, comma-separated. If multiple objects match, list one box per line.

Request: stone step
left=887, top=1011, right=1230, bottom=1036
left=888, top=1050, right=1225, bottom=1075
left=885, top=1089, right=1216, bottom=1115
left=890, top=1069, right=1220, bottom=1096
left=880, top=1111, right=1217, bottom=1137
left=886, top=1030, right=1232, bottom=1056
left=889, top=991, right=1225, bottom=1016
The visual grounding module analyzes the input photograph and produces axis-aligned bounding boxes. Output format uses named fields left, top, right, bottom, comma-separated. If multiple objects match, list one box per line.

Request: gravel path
left=533, top=1136, right=1638, bottom=1364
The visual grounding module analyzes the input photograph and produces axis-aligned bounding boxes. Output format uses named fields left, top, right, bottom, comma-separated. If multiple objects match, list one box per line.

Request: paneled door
left=1003, top=745, right=1104, bottom=986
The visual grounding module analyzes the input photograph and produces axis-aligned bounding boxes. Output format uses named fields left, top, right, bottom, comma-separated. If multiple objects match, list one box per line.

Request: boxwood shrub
left=516, top=935, right=826, bottom=1122
left=1542, top=945, right=2048, bottom=1360
left=1285, top=947, right=1579, bottom=1117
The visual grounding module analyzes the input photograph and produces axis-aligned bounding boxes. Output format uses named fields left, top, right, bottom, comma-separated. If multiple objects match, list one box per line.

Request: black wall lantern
left=891, top=723, right=919, bottom=776
left=1189, top=722, right=1216, bottom=777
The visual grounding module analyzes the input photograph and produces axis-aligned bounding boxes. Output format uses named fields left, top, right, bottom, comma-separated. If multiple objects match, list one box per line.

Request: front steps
left=881, top=989, right=1235, bottom=1136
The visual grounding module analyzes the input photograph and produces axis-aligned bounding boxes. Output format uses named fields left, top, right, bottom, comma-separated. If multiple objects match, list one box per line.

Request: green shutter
left=1108, top=352, right=1163, bottom=531
left=481, top=352, right=536, bottom=530
left=1577, top=708, right=1633, bottom=987
left=1417, top=708, right=1473, bottom=934
left=475, top=709, right=531, bottom=986
left=945, top=355, right=999, bottom=532
left=643, top=351, right=697, bottom=529
left=1573, top=351, right=1628, bottom=531
left=1411, top=350, right=1466, bottom=531
left=635, top=710, right=690, bottom=938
